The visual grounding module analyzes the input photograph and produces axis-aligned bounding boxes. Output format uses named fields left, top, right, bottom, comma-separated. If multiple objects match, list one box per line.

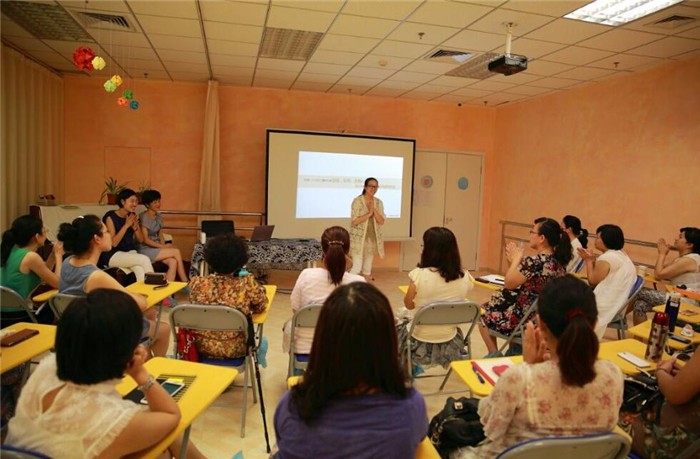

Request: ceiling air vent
left=1, top=1, right=92, bottom=41
left=446, top=52, right=499, bottom=80
left=259, top=27, right=323, bottom=61
left=73, top=11, right=136, bottom=32
left=425, top=49, right=475, bottom=64
left=646, top=14, right=697, bottom=29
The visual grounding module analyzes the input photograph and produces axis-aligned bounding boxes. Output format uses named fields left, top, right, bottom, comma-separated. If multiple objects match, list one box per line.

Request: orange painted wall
left=486, top=56, right=700, bottom=270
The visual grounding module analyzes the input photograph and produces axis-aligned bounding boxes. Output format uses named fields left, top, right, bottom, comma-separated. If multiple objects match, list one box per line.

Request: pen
left=471, top=362, right=485, bottom=384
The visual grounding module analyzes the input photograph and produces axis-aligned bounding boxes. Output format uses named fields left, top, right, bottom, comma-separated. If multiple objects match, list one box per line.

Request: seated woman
left=274, top=282, right=428, bottom=458
left=398, top=227, right=474, bottom=369
left=57, top=215, right=170, bottom=357
left=632, top=227, right=700, bottom=324
left=453, top=275, right=624, bottom=459
left=6, top=289, right=204, bottom=459
left=137, top=189, right=188, bottom=282
left=101, top=188, right=154, bottom=282
left=479, top=217, right=571, bottom=356
left=188, top=234, right=267, bottom=359
left=577, top=224, right=636, bottom=339
left=283, top=226, right=365, bottom=354
left=561, top=215, right=588, bottom=273
left=1, top=215, right=63, bottom=327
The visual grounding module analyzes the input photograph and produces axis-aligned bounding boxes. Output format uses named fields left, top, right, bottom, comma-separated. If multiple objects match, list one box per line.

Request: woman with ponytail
left=562, top=215, right=588, bottom=273
left=283, top=226, right=365, bottom=355
left=453, top=275, right=624, bottom=459
left=479, top=217, right=571, bottom=356
left=1, top=215, right=63, bottom=326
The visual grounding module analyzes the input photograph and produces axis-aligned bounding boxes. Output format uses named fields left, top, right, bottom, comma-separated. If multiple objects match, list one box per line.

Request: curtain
left=1, top=45, right=64, bottom=231
left=197, top=80, right=221, bottom=225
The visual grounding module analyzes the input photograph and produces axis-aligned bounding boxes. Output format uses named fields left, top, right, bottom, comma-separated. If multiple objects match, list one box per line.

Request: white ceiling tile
left=336, top=75, right=384, bottom=87
left=211, top=65, right=255, bottom=78
left=343, top=0, right=422, bottom=20
left=317, top=34, right=380, bottom=53
left=168, top=72, right=210, bottom=82
left=480, top=92, right=527, bottom=105
left=328, top=84, right=371, bottom=95
left=41, top=40, right=87, bottom=54
left=443, top=30, right=506, bottom=52
left=59, top=0, right=129, bottom=13
left=204, top=22, right=263, bottom=43
left=95, top=30, right=151, bottom=48
left=489, top=71, right=542, bottom=85
left=371, top=40, right=434, bottom=58
left=257, top=58, right=306, bottom=72
left=676, top=25, right=700, bottom=40
left=525, top=18, right=610, bottom=44
left=402, top=91, right=441, bottom=100
left=218, top=75, right=253, bottom=85
left=401, top=60, right=460, bottom=75
left=500, top=1, right=588, bottom=18
left=630, top=59, right=673, bottom=73
left=128, top=1, right=198, bottom=19
left=304, top=62, right=353, bottom=75
left=209, top=54, right=257, bottom=67
left=530, top=76, right=580, bottom=89
left=623, top=5, right=700, bottom=34
left=253, top=78, right=292, bottom=88
left=505, top=84, right=553, bottom=95
left=122, top=58, right=166, bottom=71
left=429, top=75, right=480, bottom=88
left=387, top=71, right=436, bottom=84
left=267, top=6, right=336, bottom=33
left=130, top=69, right=170, bottom=80
left=329, top=15, right=400, bottom=39
left=136, top=15, right=201, bottom=38
left=346, top=66, right=396, bottom=79
left=374, top=80, right=421, bottom=91
left=158, top=49, right=207, bottom=64
left=357, top=54, right=413, bottom=70
left=255, top=68, right=299, bottom=81
left=433, top=93, right=468, bottom=103
left=310, top=50, right=365, bottom=65
left=149, top=34, right=205, bottom=52
left=292, top=81, right=334, bottom=92
left=2, top=37, right=53, bottom=52
left=555, top=66, right=618, bottom=80
left=163, top=61, right=210, bottom=73
left=495, top=38, right=567, bottom=58
left=627, top=36, right=700, bottom=58
left=469, top=8, right=554, bottom=36
left=387, top=22, right=460, bottom=45
left=418, top=82, right=465, bottom=93
left=543, top=46, right=614, bottom=65
left=199, top=2, right=268, bottom=26
left=102, top=45, right=158, bottom=61
left=468, top=79, right=517, bottom=91
left=365, top=87, right=405, bottom=97
left=272, top=0, right=344, bottom=14
left=407, top=2, right=493, bottom=28
left=296, top=72, right=341, bottom=83
left=207, top=40, right=259, bottom=57
left=589, top=53, right=662, bottom=71
left=525, top=59, right=574, bottom=76
left=450, top=86, right=493, bottom=98
left=578, top=29, right=664, bottom=52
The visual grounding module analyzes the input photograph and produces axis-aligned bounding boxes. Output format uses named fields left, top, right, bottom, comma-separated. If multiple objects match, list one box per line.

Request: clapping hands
left=577, top=247, right=596, bottom=262
left=657, top=238, right=671, bottom=256
left=505, top=241, right=524, bottom=264
left=523, top=321, right=550, bottom=364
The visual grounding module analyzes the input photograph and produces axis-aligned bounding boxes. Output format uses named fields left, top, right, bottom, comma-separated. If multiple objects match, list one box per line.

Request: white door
left=401, top=151, right=483, bottom=271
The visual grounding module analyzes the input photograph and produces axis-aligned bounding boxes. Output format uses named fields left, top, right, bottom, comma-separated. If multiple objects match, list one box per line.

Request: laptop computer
left=250, top=225, right=275, bottom=242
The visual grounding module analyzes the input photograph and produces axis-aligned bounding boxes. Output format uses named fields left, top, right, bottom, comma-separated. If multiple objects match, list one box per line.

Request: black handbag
left=428, top=397, right=485, bottom=458
left=621, top=372, right=663, bottom=414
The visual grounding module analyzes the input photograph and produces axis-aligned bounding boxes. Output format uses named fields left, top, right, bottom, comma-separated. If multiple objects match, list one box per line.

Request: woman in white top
left=6, top=289, right=204, bottom=459
left=349, top=177, right=385, bottom=280
left=562, top=215, right=588, bottom=273
left=578, top=224, right=637, bottom=339
left=283, top=226, right=365, bottom=354
left=633, top=227, right=700, bottom=324
left=399, top=227, right=474, bottom=369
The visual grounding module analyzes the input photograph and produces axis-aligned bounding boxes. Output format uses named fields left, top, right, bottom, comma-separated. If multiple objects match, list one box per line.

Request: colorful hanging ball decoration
left=72, top=47, right=95, bottom=71
left=129, top=100, right=140, bottom=110
left=103, top=79, right=117, bottom=93
left=110, top=75, right=123, bottom=87
left=123, top=89, right=134, bottom=100
left=117, top=97, right=128, bottom=107
left=91, top=56, right=106, bottom=71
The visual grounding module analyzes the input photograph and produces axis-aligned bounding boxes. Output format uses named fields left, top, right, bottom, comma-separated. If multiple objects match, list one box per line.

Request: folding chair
left=607, top=275, right=645, bottom=339
left=489, top=300, right=538, bottom=355
left=406, top=301, right=480, bottom=390
left=572, top=258, right=585, bottom=274
left=287, top=303, right=323, bottom=378
left=47, top=293, right=81, bottom=320
left=0, top=286, right=39, bottom=323
left=169, top=304, right=261, bottom=438
left=0, top=445, right=52, bottom=459
left=495, top=432, right=630, bottom=459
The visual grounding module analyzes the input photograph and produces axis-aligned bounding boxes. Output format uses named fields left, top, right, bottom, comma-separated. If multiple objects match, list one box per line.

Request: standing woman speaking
left=350, top=177, right=385, bottom=280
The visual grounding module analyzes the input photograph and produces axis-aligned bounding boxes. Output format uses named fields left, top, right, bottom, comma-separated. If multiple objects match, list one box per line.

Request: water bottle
left=664, top=292, right=681, bottom=333
left=645, top=312, right=669, bottom=362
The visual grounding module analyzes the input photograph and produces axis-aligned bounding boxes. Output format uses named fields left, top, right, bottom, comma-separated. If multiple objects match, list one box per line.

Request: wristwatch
left=137, top=374, right=156, bottom=393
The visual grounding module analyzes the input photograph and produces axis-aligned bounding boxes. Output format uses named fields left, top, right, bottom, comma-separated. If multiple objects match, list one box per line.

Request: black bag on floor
left=428, top=397, right=485, bottom=458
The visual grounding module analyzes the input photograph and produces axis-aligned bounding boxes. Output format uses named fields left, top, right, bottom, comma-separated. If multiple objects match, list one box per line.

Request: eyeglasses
left=529, top=230, right=539, bottom=235
left=366, top=185, right=378, bottom=189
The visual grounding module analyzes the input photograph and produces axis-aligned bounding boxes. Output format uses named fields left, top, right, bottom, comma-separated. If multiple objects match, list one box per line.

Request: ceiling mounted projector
left=488, top=23, right=528, bottom=76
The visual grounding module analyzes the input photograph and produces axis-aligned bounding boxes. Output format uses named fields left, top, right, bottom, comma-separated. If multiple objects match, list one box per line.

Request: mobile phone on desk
left=140, top=380, right=185, bottom=404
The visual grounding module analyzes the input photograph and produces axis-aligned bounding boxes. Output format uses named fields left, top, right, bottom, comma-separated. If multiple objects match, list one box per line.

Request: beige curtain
left=1, top=45, right=64, bottom=231
left=197, top=80, right=221, bottom=223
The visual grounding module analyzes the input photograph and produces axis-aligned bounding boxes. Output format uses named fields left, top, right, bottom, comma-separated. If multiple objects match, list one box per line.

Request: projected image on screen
left=296, top=151, right=403, bottom=219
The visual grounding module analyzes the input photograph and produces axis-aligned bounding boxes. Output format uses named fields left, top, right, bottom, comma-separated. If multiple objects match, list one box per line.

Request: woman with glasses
left=349, top=177, right=385, bottom=280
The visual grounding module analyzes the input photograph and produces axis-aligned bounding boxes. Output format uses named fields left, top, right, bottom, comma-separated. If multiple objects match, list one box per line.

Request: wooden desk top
left=115, top=357, right=237, bottom=459
left=252, top=285, right=277, bottom=325
left=653, top=302, right=700, bottom=325
left=0, top=323, right=56, bottom=373
left=627, top=321, right=699, bottom=350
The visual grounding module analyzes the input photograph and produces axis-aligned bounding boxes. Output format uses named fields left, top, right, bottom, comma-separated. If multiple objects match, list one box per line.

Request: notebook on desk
left=250, top=225, right=275, bottom=242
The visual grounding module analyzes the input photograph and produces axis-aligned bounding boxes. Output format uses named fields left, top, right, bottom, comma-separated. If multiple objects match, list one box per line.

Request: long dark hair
left=538, top=275, right=598, bottom=387
left=290, top=282, right=408, bottom=423
left=563, top=215, right=588, bottom=249
left=361, top=177, right=377, bottom=195
left=1, top=215, right=43, bottom=266
left=535, top=217, right=572, bottom=267
left=57, top=215, right=103, bottom=255
left=419, top=227, right=464, bottom=282
left=321, top=226, right=350, bottom=286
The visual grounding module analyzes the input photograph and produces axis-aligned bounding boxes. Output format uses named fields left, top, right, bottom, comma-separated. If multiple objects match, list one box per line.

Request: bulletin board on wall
left=104, top=147, right=151, bottom=190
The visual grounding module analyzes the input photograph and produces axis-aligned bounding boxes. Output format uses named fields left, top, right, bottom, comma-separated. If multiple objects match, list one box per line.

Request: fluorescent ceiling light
left=565, top=0, right=683, bottom=26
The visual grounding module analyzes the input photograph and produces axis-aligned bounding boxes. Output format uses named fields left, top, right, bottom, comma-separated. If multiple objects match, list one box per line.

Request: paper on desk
left=472, top=358, right=513, bottom=385
left=476, top=274, right=505, bottom=285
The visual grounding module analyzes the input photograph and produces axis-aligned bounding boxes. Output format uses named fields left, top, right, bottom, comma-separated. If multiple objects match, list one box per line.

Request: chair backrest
left=169, top=303, right=248, bottom=335
left=495, top=432, right=631, bottom=459
left=411, top=301, right=480, bottom=328
left=0, top=286, right=37, bottom=322
left=628, top=275, right=644, bottom=301
left=292, top=303, right=323, bottom=330
left=201, top=220, right=234, bottom=239
left=48, top=293, right=82, bottom=319
left=572, top=258, right=585, bottom=274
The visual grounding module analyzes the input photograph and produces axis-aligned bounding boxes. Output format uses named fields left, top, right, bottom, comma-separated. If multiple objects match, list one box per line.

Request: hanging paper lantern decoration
left=104, top=80, right=117, bottom=93
left=110, top=75, right=123, bottom=87
left=117, top=97, right=128, bottom=107
left=130, top=100, right=140, bottom=110
left=91, top=56, right=106, bottom=71
left=72, top=47, right=95, bottom=71
left=123, top=89, right=134, bottom=100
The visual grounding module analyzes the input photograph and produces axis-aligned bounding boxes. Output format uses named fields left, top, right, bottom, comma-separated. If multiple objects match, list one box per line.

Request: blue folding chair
left=608, top=275, right=645, bottom=339
left=496, top=432, right=630, bottom=459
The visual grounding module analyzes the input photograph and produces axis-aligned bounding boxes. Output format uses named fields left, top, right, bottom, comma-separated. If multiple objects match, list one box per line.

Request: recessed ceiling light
left=564, top=0, right=683, bottom=26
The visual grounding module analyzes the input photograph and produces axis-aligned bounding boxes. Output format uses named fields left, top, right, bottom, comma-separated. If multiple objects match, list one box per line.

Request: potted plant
left=136, top=180, right=151, bottom=204
left=99, top=177, right=126, bottom=205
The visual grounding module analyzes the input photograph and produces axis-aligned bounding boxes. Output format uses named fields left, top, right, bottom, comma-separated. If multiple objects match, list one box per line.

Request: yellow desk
left=473, top=280, right=503, bottom=291
left=653, top=302, right=700, bottom=325
left=627, top=321, right=700, bottom=351
left=253, top=285, right=277, bottom=325
left=674, top=286, right=700, bottom=302
left=32, top=281, right=188, bottom=309
left=0, top=323, right=56, bottom=374
left=116, top=357, right=237, bottom=459
left=32, top=288, right=57, bottom=303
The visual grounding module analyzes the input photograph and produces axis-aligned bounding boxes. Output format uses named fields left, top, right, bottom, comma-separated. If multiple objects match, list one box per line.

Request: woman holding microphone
left=349, top=177, right=385, bottom=280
